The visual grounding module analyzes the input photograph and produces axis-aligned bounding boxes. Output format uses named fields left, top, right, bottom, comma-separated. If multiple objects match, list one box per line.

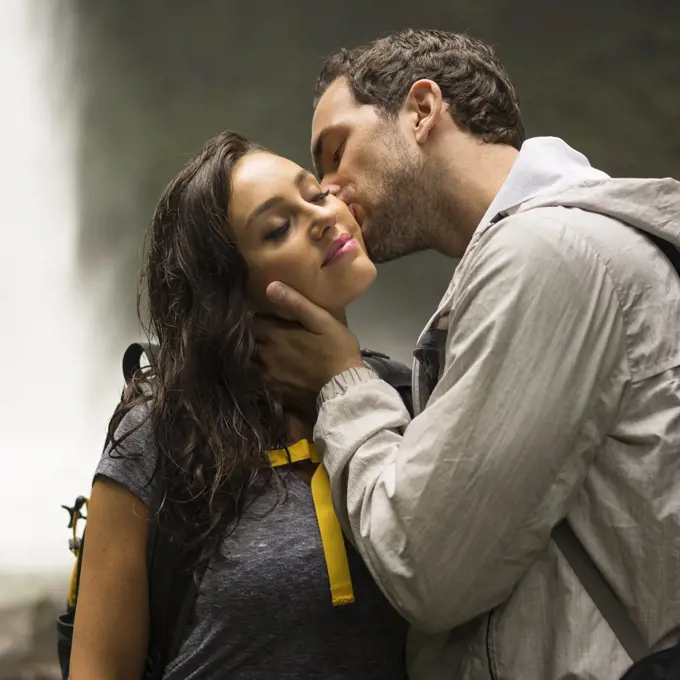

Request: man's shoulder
left=485, top=203, right=596, bottom=244
left=484, top=200, right=669, bottom=278
left=463, top=206, right=602, bottom=282
left=471, top=198, right=660, bottom=280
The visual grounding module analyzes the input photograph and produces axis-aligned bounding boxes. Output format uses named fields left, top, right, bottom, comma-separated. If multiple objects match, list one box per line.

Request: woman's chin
left=319, top=262, right=377, bottom=315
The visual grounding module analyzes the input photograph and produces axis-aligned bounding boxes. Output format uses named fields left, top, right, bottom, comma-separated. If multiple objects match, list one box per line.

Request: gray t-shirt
left=96, top=406, right=407, bottom=679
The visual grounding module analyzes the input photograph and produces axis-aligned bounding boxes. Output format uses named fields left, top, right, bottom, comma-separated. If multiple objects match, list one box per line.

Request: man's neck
left=430, top=139, right=519, bottom=258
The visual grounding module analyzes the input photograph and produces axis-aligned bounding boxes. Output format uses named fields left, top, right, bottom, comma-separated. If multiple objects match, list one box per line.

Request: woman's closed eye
left=264, top=221, right=290, bottom=242
left=263, top=190, right=329, bottom=242
left=311, top=189, right=330, bottom=203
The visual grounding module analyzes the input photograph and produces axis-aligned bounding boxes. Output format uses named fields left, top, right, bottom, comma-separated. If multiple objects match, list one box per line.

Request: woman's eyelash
left=312, top=190, right=330, bottom=203
left=263, top=191, right=327, bottom=241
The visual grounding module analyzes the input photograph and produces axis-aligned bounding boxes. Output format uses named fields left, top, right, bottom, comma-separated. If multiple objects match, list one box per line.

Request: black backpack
left=56, top=343, right=413, bottom=680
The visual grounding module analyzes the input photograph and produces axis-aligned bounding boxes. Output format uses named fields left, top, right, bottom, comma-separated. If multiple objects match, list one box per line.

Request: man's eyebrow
left=245, top=168, right=315, bottom=229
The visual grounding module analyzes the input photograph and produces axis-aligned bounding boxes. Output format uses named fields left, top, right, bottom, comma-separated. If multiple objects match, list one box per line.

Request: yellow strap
left=268, top=440, right=355, bottom=606
left=268, top=439, right=322, bottom=466
left=67, top=498, right=89, bottom=608
left=310, top=463, right=355, bottom=605
left=67, top=561, right=78, bottom=608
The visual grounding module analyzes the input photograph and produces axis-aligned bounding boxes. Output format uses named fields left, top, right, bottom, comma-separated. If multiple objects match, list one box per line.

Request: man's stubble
left=363, top=130, right=453, bottom=264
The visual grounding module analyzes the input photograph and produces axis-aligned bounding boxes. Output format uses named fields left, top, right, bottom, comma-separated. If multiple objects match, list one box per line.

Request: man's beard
left=362, top=141, right=449, bottom=264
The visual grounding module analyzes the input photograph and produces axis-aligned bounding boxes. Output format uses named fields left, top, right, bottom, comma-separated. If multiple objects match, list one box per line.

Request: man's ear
left=402, top=79, right=445, bottom=145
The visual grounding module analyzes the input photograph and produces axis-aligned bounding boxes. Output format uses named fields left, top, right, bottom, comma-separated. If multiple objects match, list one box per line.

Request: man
left=256, top=29, right=680, bottom=680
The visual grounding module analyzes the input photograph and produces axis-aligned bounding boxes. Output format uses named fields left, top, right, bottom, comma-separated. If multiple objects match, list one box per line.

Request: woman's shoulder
left=95, top=401, right=158, bottom=509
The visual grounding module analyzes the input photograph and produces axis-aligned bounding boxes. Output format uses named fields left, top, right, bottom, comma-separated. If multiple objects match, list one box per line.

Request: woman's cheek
left=249, top=247, right=319, bottom=301
left=243, top=264, right=273, bottom=310
left=269, top=255, right=312, bottom=290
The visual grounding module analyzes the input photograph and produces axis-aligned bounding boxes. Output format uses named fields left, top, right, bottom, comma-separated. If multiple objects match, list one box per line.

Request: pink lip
left=322, top=232, right=358, bottom=267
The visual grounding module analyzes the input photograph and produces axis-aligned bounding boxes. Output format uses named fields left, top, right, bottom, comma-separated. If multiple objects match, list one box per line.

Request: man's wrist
left=316, top=365, right=381, bottom=410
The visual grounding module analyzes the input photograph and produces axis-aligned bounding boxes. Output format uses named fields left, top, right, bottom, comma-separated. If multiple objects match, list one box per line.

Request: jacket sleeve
left=314, top=213, right=628, bottom=633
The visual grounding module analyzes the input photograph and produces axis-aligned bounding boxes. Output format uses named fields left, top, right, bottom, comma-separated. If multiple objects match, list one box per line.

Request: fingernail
left=268, top=282, right=286, bottom=301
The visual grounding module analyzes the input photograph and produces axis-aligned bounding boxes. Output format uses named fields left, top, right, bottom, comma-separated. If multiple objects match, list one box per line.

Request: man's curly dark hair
left=314, top=29, right=525, bottom=150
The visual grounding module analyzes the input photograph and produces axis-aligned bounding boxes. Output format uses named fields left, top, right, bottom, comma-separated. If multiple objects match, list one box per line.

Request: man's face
left=311, top=78, right=436, bottom=263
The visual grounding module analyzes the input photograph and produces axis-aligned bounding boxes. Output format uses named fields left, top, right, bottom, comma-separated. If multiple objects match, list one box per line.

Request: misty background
left=0, top=0, right=679, bottom=674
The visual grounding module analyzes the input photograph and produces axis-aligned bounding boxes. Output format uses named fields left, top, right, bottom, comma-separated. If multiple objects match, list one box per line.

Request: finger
left=256, top=345, right=278, bottom=378
left=265, top=282, right=332, bottom=334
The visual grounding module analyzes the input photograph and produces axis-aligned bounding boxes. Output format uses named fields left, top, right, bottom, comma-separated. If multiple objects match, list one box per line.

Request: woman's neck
left=276, top=306, right=349, bottom=445
left=332, top=307, right=348, bottom=325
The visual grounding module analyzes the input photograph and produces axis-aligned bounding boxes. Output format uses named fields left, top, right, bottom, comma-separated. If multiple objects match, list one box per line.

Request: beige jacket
left=315, top=161, right=680, bottom=678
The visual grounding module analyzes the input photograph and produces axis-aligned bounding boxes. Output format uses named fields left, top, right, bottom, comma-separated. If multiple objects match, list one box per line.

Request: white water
left=0, top=2, right=109, bottom=579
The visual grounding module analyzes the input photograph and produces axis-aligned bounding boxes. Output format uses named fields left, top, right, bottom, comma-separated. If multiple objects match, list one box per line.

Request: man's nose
left=320, top=180, right=348, bottom=204
left=322, top=183, right=341, bottom=196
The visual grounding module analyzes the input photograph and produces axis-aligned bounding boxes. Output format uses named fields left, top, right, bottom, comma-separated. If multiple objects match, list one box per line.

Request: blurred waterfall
left=0, top=1, right=103, bottom=583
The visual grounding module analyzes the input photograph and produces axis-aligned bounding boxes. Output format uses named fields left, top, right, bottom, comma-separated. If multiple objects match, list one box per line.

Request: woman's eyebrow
left=245, top=169, right=315, bottom=230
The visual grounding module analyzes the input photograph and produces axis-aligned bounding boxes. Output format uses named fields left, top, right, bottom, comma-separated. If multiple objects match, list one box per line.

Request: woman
left=69, top=131, right=408, bottom=679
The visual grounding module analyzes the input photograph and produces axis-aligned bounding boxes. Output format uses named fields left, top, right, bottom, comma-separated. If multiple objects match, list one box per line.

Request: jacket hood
left=511, top=176, right=680, bottom=250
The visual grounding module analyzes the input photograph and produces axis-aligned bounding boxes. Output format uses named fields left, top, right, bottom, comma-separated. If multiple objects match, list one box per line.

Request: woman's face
left=229, top=152, right=377, bottom=315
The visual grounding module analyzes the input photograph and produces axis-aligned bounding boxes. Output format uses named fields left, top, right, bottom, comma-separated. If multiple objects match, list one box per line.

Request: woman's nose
left=309, top=205, right=337, bottom=241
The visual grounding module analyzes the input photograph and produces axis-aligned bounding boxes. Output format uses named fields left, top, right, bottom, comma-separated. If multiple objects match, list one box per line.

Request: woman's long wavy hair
left=106, top=131, right=288, bottom=570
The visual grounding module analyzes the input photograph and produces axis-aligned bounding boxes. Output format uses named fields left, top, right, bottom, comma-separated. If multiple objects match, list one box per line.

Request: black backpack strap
left=362, top=349, right=414, bottom=417
left=554, top=230, right=680, bottom=669
left=121, top=343, right=205, bottom=680
left=122, top=342, right=159, bottom=384
left=552, top=521, right=649, bottom=662
left=144, top=492, right=205, bottom=679
left=644, top=231, right=680, bottom=278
